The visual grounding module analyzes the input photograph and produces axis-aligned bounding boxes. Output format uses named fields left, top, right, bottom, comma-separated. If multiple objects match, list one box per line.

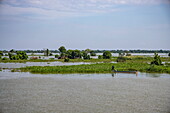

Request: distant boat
left=112, top=70, right=138, bottom=74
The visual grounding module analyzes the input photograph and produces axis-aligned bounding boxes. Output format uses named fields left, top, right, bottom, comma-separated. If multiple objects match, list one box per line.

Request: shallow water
left=0, top=71, right=170, bottom=113
left=0, top=70, right=170, bottom=79
left=0, top=62, right=91, bottom=68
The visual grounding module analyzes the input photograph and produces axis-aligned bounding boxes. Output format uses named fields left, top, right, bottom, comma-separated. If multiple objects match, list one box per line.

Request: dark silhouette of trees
left=8, top=51, right=28, bottom=60
left=0, top=51, right=3, bottom=56
left=59, top=46, right=66, bottom=53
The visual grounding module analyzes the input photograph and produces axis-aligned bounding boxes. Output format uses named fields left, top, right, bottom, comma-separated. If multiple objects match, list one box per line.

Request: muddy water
left=0, top=71, right=170, bottom=113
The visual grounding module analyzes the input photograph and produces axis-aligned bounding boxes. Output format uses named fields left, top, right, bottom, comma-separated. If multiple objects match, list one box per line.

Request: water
left=0, top=70, right=170, bottom=79
left=0, top=62, right=91, bottom=68
left=0, top=59, right=170, bottom=113
left=96, top=53, right=168, bottom=57
left=0, top=71, right=170, bottom=113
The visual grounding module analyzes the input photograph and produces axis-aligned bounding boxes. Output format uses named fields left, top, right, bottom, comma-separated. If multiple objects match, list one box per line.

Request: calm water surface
left=0, top=62, right=91, bottom=68
left=0, top=64, right=170, bottom=113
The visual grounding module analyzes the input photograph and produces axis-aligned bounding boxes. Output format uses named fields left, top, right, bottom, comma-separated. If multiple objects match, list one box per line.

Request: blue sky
left=0, top=0, right=170, bottom=50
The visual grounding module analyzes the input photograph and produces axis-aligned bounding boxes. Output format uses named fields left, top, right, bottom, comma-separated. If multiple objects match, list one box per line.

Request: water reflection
left=111, top=72, right=138, bottom=78
left=0, top=69, right=170, bottom=79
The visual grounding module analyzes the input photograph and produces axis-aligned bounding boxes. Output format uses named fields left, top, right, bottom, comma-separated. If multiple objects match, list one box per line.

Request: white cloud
left=0, top=0, right=170, bottom=19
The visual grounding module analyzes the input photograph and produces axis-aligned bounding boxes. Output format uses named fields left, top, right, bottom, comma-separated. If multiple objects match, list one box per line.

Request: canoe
left=112, top=70, right=138, bottom=74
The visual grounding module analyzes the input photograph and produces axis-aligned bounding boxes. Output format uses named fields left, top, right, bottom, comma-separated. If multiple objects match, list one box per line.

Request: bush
left=2, top=57, right=9, bottom=60
left=55, top=54, right=59, bottom=58
left=49, top=53, right=53, bottom=56
left=151, top=53, right=162, bottom=65
left=98, top=55, right=103, bottom=59
left=64, top=58, right=70, bottom=62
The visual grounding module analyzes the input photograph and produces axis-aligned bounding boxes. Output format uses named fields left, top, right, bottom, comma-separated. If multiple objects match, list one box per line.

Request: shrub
left=2, top=57, right=9, bottom=60
left=151, top=53, right=162, bottom=65
left=117, top=57, right=126, bottom=62
left=98, top=55, right=103, bottom=59
left=55, top=54, right=59, bottom=58
left=49, top=53, right=53, bottom=56
left=64, top=58, right=70, bottom=62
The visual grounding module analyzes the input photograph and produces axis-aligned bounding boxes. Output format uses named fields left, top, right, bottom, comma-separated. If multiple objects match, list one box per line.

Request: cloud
left=0, top=0, right=170, bottom=20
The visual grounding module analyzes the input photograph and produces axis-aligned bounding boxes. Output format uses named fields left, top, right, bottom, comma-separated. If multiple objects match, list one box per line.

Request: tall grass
left=18, top=62, right=170, bottom=74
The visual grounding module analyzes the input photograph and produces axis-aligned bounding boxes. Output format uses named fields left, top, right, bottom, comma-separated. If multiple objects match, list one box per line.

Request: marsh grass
left=17, top=62, right=170, bottom=74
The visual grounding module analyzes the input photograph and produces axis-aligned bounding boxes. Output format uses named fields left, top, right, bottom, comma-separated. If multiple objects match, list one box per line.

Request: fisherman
left=112, top=66, right=116, bottom=71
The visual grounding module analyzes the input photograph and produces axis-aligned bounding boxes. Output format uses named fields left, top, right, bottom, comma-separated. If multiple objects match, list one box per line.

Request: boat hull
left=112, top=71, right=138, bottom=74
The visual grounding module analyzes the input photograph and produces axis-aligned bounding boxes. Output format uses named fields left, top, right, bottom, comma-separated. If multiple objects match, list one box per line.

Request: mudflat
left=0, top=77, right=170, bottom=113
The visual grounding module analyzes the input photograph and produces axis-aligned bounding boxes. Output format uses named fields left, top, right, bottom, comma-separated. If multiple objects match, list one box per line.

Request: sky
left=0, top=0, right=170, bottom=50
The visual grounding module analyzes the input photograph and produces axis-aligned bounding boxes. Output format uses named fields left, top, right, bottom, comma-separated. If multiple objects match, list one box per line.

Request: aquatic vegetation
left=18, top=62, right=170, bottom=74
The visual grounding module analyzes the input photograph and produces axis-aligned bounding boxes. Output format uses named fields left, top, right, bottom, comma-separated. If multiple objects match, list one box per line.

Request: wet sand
left=0, top=77, right=170, bottom=113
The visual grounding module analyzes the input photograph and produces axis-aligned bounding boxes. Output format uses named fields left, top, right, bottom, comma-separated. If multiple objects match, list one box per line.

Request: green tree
left=0, top=51, right=3, bottom=56
left=16, top=51, right=28, bottom=60
left=103, top=51, right=112, bottom=59
left=8, top=51, right=28, bottom=60
left=47, top=49, right=50, bottom=56
left=82, top=51, right=90, bottom=59
left=59, top=46, right=66, bottom=53
left=90, top=51, right=96, bottom=56
left=44, top=49, right=50, bottom=56
left=9, top=49, right=15, bottom=53
left=67, top=50, right=81, bottom=59
left=85, top=49, right=91, bottom=53
left=151, top=53, right=162, bottom=65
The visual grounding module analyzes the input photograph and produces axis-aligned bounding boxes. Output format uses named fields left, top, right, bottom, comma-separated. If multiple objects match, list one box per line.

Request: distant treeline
left=0, top=49, right=170, bottom=53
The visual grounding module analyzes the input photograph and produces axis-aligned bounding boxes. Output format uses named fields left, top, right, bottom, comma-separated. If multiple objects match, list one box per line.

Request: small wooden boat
left=112, top=70, right=138, bottom=74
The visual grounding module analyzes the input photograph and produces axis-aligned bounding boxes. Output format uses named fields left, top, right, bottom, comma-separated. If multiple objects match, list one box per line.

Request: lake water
left=0, top=62, right=91, bottom=68
left=0, top=70, right=170, bottom=113
left=0, top=60, right=170, bottom=113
